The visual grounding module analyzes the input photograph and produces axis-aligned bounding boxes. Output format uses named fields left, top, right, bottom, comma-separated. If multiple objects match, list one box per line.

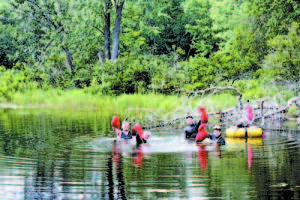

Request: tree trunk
left=151, top=38, right=156, bottom=55
left=62, top=46, right=75, bottom=74
left=111, top=1, right=124, bottom=60
left=104, top=0, right=112, bottom=60
left=98, top=49, right=104, bottom=64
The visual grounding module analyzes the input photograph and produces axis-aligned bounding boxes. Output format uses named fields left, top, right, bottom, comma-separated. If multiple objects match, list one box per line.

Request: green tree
left=209, top=0, right=246, bottom=49
left=8, top=0, right=76, bottom=73
left=0, top=1, right=23, bottom=68
left=247, top=0, right=300, bottom=39
left=185, top=0, right=219, bottom=58
left=184, top=56, right=218, bottom=89
left=137, top=0, right=194, bottom=58
left=0, top=19, right=18, bottom=68
left=79, top=0, right=125, bottom=62
left=263, top=22, right=300, bottom=81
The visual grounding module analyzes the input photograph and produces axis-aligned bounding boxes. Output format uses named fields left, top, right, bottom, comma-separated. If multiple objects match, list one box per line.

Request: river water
left=0, top=109, right=299, bottom=200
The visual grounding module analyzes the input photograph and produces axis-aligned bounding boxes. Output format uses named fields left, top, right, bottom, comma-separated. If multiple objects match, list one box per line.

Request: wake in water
left=89, top=135, right=219, bottom=154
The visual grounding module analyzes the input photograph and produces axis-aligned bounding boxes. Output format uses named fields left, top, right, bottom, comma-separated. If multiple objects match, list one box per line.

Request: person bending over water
left=209, top=125, right=226, bottom=145
left=133, top=124, right=151, bottom=145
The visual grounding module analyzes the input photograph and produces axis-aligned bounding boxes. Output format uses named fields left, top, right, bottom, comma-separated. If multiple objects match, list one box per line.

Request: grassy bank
left=0, top=79, right=298, bottom=135
left=1, top=78, right=298, bottom=116
left=7, top=89, right=250, bottom=112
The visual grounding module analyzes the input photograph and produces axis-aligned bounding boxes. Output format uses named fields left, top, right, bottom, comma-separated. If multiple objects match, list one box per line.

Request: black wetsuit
left=184, top=120, right=201, bottom=139
left=209, top=134, right=226, bottom=145
left=236, top=121, right=250, bottom=128
left=120, top=131, right=132, bottom=139
left=136, top=134, right=147, bottom=145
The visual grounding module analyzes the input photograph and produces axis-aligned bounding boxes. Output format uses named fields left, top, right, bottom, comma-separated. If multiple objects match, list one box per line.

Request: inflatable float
left=225, top=126, right=263, bottom=138
left=226, top=138, right=263, bottom=145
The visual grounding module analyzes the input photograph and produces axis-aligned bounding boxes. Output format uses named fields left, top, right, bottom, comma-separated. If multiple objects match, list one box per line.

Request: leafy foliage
left=0, top=0, right=299, bottom=96
left=263, top=22, right=300, bottom=81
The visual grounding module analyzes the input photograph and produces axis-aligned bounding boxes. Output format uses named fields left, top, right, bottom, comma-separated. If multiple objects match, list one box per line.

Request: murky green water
left=0, top=109, right=300, bottom=200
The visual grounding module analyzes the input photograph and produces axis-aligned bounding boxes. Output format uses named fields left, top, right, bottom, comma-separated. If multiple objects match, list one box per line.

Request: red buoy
left=135, top=124, right=144, bottom=140
left=198, top=106, right=208, bottom=123
left=111, top=115, right=120, bottom=129
left=196, top=124, right=209, bottom=142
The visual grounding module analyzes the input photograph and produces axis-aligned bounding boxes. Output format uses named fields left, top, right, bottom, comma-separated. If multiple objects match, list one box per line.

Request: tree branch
left=91, top=25, right=104, bottom=35
left=29, top=14, right=51, bottom=29
left=0, top=17, right=22, bottom=23
left=56, top=0, right=63, bottom=16
left=25, top=0, right=59, bottom=30
left=256, top=96, right=300, bottom=120
left=187, top=86, right=243, bottom=109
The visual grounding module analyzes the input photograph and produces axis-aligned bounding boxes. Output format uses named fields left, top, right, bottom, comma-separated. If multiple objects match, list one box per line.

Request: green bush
left=0, top=69, right=27, bottom=101
left=184, top=56, right=218, bottom=90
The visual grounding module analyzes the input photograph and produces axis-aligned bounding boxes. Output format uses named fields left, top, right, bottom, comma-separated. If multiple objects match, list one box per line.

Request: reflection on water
left=0, top=109, right=300, bottom=199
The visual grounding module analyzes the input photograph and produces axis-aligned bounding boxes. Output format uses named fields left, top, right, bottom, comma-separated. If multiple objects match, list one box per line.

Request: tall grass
left=3, top=78, right=298, bottom=129
left=9, top=77, right=299, bottom=113
left=12, top=89, right=185, bottom=113
left=1, top=78, right=297, bottom=135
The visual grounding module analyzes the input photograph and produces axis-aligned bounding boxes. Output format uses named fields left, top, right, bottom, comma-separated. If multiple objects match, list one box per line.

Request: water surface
left=0, top=109, right=300, bottom=199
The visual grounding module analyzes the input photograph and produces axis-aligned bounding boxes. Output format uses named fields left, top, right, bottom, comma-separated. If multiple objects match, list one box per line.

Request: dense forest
left=0, top=0, right=299, bottom=98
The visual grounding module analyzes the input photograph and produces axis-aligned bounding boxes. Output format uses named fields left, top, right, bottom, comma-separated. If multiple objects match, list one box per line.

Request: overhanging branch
left=0, top=17, right=22, bottom=23
left=25, top=0, right=60, bottom=31
left=188, top=86, right=243, bottom=109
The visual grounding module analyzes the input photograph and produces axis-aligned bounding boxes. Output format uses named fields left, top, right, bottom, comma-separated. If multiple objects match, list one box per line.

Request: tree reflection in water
left=105, top=140, right=127, bottom=199
left=1, top=109, right=300, bottom=199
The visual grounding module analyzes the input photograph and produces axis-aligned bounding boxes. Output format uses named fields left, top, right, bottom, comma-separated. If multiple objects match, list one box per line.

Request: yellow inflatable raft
left=226, top=138, right=263, bottom=145
left=226, top=127, right=263, bottom=138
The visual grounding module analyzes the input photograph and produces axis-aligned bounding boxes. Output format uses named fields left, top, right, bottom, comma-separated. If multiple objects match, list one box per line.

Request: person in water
left=246, top=100, right=254, bottom=126
left=111, top=116, right=133, bottom=139
left=184, top=115, right=201, bottom=139
left=132, top=124, right=151, bottom=145
left=120, top=122, right=132, bottom=139
left=236, top=100, right=253, bottom=128
left=184, top=106, right=209, bottom=140
left=209, top=125, right=226, bottom=145
left=111, top=115, right=151, bottom=144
